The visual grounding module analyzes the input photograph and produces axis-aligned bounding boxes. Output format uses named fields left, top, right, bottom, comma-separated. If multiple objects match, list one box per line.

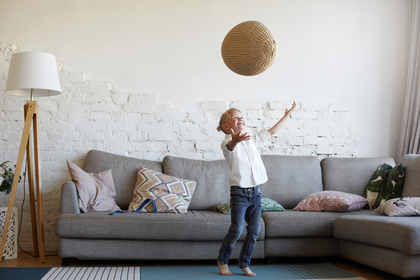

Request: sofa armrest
left=60, top=181, right=81, bottom=214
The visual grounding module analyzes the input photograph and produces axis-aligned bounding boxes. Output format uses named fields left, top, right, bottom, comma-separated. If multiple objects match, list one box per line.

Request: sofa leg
left=62, top=257, right=73, bottom=266
left=266, top=257, right=276, bottom=264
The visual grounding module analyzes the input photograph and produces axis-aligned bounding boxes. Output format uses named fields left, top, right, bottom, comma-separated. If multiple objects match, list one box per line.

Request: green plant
left=0, top=161, right=23, bottom=195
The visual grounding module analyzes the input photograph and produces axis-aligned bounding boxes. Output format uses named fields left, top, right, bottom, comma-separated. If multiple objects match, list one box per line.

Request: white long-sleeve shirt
left=221, top=129, right=271, bottom=188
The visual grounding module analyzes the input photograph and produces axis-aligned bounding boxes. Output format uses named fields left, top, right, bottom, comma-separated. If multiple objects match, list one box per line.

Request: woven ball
left=221, top=21, right=277, bottom=76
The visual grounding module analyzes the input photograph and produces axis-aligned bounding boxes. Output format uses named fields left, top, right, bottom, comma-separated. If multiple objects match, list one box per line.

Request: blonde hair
left=217, top=108, right=241, bottom=134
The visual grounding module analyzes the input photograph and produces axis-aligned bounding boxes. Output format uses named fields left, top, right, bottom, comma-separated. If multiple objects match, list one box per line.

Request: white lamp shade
left=5, top=52, right=61, bottom=97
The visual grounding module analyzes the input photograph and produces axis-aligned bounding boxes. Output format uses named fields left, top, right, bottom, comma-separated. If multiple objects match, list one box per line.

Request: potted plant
left=0, top=160, right=23, bottom=259
left=0, top=161, right=21, bottom=195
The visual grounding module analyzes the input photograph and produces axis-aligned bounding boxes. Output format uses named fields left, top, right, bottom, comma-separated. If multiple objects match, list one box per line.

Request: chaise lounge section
left=334, top=155, right=420, bottom=278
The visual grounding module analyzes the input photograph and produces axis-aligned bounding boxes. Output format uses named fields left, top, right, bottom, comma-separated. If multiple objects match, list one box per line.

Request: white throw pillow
left=67, top=160, right=121, bottom=213
left=375, top=197, right=420, bottom=216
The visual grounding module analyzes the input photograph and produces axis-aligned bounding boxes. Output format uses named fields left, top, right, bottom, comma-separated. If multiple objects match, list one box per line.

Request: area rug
left=0, top=263, right=367, bottom=280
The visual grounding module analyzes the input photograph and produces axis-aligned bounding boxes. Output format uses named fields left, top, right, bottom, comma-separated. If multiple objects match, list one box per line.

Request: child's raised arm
left=267, top=101, right=296, bottom=136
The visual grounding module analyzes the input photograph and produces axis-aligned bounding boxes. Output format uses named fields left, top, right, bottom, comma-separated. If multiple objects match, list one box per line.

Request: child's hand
left=285, top=101, right=297, bottom=117
left=230, top=129, right=250, bottom=142
left=267, top=101, right=297, bottom=136
left=227, top=129, right=250, bottom=151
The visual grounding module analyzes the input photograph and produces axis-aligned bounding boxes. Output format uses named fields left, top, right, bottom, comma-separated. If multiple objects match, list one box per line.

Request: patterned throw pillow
left=214, top=197, right=285, bottom=214
left=128, top=167, right=196, bottom=214
left=293, top=191, right=368, bottom=212
left=262, top=197, right=286, bottom=211
left=214, top=200, right=231, bottom=214
left=375, top=197, right=420, bottom=216
left=364, top=163, right=405, bottom=210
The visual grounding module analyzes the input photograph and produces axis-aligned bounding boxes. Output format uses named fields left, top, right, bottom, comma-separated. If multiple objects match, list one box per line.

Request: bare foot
left=218, top=260, right=233, bottom=276
left=241, top=267, right=256, bottom=277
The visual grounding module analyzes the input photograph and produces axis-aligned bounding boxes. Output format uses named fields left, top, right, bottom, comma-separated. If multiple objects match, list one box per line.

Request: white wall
left=0, top=0, right=408, bottom=157
left=0, top=0, right=409, bottom=252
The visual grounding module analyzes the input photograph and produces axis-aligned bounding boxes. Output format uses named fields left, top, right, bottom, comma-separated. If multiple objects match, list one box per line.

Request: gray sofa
left=55, top=150, right=420, bottom=278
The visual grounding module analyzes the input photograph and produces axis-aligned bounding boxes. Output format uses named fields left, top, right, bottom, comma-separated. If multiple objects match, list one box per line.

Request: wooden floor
left=0, top=252, right=405, bottom=279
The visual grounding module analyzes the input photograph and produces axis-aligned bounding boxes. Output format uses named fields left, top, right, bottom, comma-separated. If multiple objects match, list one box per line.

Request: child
left=216, top=101, right=296, bottom=277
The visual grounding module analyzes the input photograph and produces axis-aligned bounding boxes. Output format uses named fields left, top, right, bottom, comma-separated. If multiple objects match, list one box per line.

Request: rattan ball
left=221, top=21, right=277, bottom=76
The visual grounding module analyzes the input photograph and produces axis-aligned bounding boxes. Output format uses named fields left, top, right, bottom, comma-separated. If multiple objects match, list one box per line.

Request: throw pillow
left=262, top=197, right=286, bottom=211
left=364, top=163, right=404, bottom=210
left=214, top=200, right=231, bottom=214
left=375, top=197, right=420, bottom=216
left=293, top=190, right=368, bottom=212
left=213, top=197, right=285, bottom=214
left=67, top=160, right=121, bottom=213
left=128, top=167, right=197, bottom=214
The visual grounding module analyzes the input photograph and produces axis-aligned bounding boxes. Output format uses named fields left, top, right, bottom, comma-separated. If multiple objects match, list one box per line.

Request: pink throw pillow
left=293, top=190, right=368, bottom=212
left=67, top=160, right=121, bottom=213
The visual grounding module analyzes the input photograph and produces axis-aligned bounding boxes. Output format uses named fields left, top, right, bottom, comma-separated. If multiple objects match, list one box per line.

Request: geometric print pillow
left=128, top=167, right=197, bottom=214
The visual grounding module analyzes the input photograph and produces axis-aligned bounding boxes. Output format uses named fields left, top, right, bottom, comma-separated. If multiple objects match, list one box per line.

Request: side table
left=0, top=207, right=18, bottom=259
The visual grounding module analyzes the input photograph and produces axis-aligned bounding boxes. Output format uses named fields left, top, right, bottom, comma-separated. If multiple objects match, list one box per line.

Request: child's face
left=222, top=110, right=246, bottom=134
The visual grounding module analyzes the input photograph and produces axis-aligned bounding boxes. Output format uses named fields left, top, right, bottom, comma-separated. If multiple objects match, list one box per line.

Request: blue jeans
left=218, top=186, right=262, bottom=268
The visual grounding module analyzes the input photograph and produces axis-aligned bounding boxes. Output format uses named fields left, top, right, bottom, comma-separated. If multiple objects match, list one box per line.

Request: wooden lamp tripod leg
left=33, top=103, right=45, bottom=262
left=0, top=101, right=45, bottom=263
left=25, top=104, right=39, bottom=257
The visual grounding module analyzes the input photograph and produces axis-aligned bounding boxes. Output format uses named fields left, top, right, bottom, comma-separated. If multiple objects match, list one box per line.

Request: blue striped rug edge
left=0, top=264, right=367, bottom=280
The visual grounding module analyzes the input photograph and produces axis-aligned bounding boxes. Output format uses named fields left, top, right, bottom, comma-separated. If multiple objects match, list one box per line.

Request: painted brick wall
left=0, top=42, right=357, bottom=252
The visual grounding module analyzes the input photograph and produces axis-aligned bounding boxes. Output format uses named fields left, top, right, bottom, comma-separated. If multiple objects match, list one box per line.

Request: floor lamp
left=0, top=52, right=61, bottom=263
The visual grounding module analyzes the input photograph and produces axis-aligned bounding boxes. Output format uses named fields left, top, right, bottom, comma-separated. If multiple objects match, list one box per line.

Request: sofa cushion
left=334, top=215, right=420, bottom=255
left=55, top=210, right=265, bottom=241
left=262, top=209, right=374, bottom=238
left=163, top=155, right=322, bottom=210
left=128, top=167, right=196, bottom=213
left=83, top=150, right=163, bottom=209
left=401, top=154, right=420, bottom=197
left=261, top=155, right=323, bottom=209
left=163, top=156, right=230, bottom=211
left=293, top=191, right=368, bottom=212
left=321, top=157, right=395, bottom=195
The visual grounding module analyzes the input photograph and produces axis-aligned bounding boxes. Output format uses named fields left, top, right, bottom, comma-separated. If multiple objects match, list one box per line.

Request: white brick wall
left=0, top=42, right=357, bottom=252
